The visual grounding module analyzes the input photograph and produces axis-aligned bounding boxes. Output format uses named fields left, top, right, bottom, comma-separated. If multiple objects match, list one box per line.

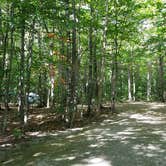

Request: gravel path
left=1, top=102, right=166, bottom=166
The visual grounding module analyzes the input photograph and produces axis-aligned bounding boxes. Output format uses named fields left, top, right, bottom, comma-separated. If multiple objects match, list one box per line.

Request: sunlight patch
left=149, top=103, right=166, bottom=109
left=49, top=133, right=58, bottom=136
left=117, top=131, right=134, bottom=135
left=36, top=114, right=44, bottom=119
left=103, top=119, right=113, bottom=122
left=89, top=144, right=98, bottom=148
left=130, top=113, right=165, bottom=124
left=67, top=156, right=76, bottom=160
left=26, top=161, right=35, bottom=166
left=0, top=143, right=12, bottom=148
left=133, top=143, right=165, bottom=155
left=66, top=135, right=76, bottom=139
left=2, top=159, right=15, bottom=165
left=33, top=152, right=45, bottom=157
left=54, top=156, right=76, bottom=161
left=75, top=156, right=112, bottom=166
left=50, top=143, right=64, bottom=146
left=87, top=157, right=111, bottom=166
left=147, top=144, right=159, bottom=150
left=26, top=131, right=47, bottom=137
left=69, top=128, right=84, bottom=131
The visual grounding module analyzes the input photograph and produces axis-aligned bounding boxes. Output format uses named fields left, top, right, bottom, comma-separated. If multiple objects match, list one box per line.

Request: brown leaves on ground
left=0, top=106, right=112, bottom=145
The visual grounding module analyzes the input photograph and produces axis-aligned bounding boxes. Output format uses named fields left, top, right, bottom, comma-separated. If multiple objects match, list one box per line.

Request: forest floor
left=0, top=102, right=166, bottom=166
left=0, top=104, right=111, bottom=145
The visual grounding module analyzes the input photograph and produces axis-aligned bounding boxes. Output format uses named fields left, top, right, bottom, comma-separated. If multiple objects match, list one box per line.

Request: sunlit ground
left=0, top=102, right=166, bottom=166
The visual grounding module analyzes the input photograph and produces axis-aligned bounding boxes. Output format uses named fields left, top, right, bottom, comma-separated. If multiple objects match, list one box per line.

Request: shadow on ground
left=0, top=102, right=166, bottom=166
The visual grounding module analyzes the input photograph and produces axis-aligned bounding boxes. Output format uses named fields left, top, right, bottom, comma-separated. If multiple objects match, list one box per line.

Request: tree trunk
left=18, top=15, right=25, bottom=128
left=68, top=0, right=77, bottom=127
left=0, top=8, right=5, bottom=106
left=0, top=8, right=9, bottom=110
left=0, top=8, right=3, bottom=46
left=47, top=39, right=55, bottom=108
left=111, top=6, right=118, bottom=113
left=111, top=57, right=117, bottom=113
left=158, top=55, right=164, bottom=102
left=47, top=88, right=50, bottom=108
left=24, top=19, right=35, bottom=125
left=87, top=4, right=94, bottom=116
left=128, top=67, right=132, bottom=101
left=63, top=0, right=70, bottom=122
left=37, top=30, right=46, bottom=107
left=2, top=4, right=14, bottom=133
left=133, top=72, right=136, bottom=101
left=97, top=0, right=108, bottom=111
left=147, top=61, right=152, bottom=101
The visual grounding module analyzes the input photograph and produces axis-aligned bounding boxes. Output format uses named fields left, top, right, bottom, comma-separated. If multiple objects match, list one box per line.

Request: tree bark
left=0, top=6, right=9, bottom=110
left=97, top=0, right=108, bottom=111
left=37, top=30, right=47, bottom=107
left=133, top=72, right=136, bottom=101
left=18, top=13, right=25, bottom=128
left=2, top=4, right=14, bottom=133
left=24, top=18, right=35, bottom=125
left=158, top=55, right=164, bottom=102
left=87, top=4, right=94, bottom=116
left=68, top=0, right=77, bottom=127
left=111, top=2, right=118, bottom=113
left=128, top=67, right=132, bottom=101
left=147, top=61, right=152, bottom=101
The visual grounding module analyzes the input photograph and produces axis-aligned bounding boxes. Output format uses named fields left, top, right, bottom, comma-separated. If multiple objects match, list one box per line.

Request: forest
left=0, top=0, right=166, bottom=165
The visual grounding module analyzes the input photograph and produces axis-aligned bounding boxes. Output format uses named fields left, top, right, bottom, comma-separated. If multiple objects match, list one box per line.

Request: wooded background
left=0, top=0, right=165, bottom=132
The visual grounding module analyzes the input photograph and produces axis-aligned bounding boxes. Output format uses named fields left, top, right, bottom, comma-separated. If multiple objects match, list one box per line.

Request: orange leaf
left=47, top=33, right=55, bottom=38
left=60, top=78, right=65, bottom=84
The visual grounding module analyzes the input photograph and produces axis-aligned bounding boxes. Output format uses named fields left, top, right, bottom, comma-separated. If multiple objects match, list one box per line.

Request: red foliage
left=47, top=33, right=55, bottom=38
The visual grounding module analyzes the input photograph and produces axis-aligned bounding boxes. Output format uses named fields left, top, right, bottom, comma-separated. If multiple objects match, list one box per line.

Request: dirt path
left=0, top=102, right=166, bottom=166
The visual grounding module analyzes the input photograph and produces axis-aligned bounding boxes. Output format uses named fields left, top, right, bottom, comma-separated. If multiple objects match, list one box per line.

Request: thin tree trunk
left=93, top=32, right=97, bottom=99
left=64, top=0, right=71, bottom=122
left=111, top=9, right=118, bottom=113
left=0, top=8, right=3, bottom=109
left=24, top=19, right=35, bottom=125
left=0, top=9, right=4, bottom=99
left=18, top=15, right=25, bottom=128
left=87, top=6, right=93, bottom=115
left=0, top=8, right=3, bottom=46
left=133, top=72, right=136, bottom=101
left=0, top=9, right=9, bottom=110
left=69, top=0, right=77, bottom=127
left=46, top=44, right=55, bottom=108
left=147, top=61, right=152, bottom=101
left=158, top=55, right=164, bottom=102
left=47, top=88, right=50, bottom=108
left=37, top=30, right=44, bottom=107
left=2, top=4, right=14, bottom=133
left=111, top=40, right=118, bottom=112
left=128, top=67, right=132, bottom=101
left=111, top=57, right=117, bottom=113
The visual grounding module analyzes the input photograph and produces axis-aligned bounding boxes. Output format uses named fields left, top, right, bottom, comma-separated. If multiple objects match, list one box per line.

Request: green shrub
left=12, top=128, right=22, bottom=139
